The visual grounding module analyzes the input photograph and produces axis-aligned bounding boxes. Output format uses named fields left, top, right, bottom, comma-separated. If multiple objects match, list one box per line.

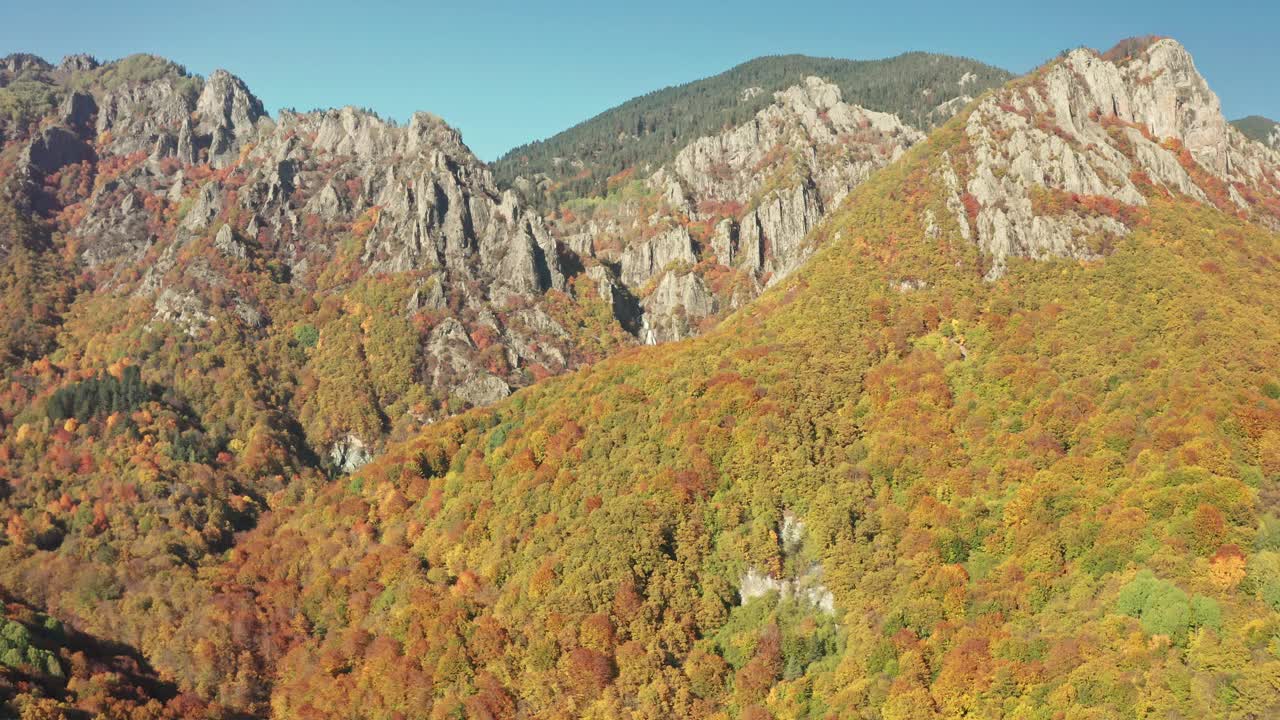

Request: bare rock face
left=0, top=53, right=51, bottom=76
left=153, top=288, right=213, bottom=335
left=663, top=77, right=923, bottom=286
left=670, top=77, right=922, bottom=205
left=214, top=223, right=247, bottom=259
left=640, top=271, right=715, bottom=344
left=96, top=73, right=197, bottom=157
left=737, top=513, right=835, bottom=614
left=329, top=434, right=372, bottom=473
left=232, top=106, right=565, bottom=303
left=620, top=227, right=696, bottom=288
left=77, top=186, right=155, bottom=268
left=232, top=104, right=581, bottom=402
left=50, top=58, right=575, bottom=381
left=196, top=69, right=266, bottom=167
left=183, top=183, right=223, bottom=231
left=949, top=39, right=1280, bottom=279
left=59, top=91, right=97, bottom=128
left=21, top=126, right=94, bottom=175
left=58, top=54, right=98, bottom=72
left=426, top=317, right=512, bottom=408
left=558, top=76, right=925, bottom=343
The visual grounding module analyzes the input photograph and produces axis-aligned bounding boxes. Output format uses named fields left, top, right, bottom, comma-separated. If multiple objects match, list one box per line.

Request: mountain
left=553, top=76, right=926, bottom=344
left=0, top=52, right=635, bottom=470
left=518, top=38, right=1280, bottom=347
left=1233, top=114, right=1280, bottom=149
left=18, top=36, right=1268, bottom=719
left=0, top=52, right=635, bottom=715
left=3, top=36, right=1280, bottom=719
left=493, top=52, right=1012, bottom=205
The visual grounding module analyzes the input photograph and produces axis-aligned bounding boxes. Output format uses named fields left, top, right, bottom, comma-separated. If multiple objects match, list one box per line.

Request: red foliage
left=1101, top=36, right=1168, bottom=63
left=960, top=192, right=981, bottom=227
left=1191, top=504, right=1227, bottom=555
left=606, top=167, right=636, bottom=192
left=563, top=647, right=614, bottom=694
left=735, top=624, right=782, bottom=701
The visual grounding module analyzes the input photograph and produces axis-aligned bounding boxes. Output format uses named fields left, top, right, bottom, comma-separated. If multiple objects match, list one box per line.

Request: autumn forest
left=0, top=31, right=1279, bottom=720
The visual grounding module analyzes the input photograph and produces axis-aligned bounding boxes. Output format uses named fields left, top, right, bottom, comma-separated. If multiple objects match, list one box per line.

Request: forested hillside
left=178, top=106, right=1280, bottom=720
left=45, top=39, right=1273, bottom=718
left=1233, top=115, right=1280, bottom=149
left=493, top=52, right=1011, bottom=205
left=1, top=36, right=1280, bottom=720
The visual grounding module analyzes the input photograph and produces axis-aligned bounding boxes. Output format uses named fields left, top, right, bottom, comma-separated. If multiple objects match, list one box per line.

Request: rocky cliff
left=568, top=39, right=1280, bottom=340
left=553, top=77, right=924, bottom=342
left=939, top=39, right=1280, bottom=279
left=3, top=40, right=1276, bottom=460
left=0, top=53, right=623, bottom=470
left=494, top=51, right=1011, bottom=203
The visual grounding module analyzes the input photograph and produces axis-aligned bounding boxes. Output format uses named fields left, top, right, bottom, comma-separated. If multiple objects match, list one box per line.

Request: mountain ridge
left=71, top=37, right=1278, bottom=718
left=492, top=51, right=1013, bottom=205
left=1233, top=114, right=1280, bottom=150
left=1, top=36, right=1280, bottom=719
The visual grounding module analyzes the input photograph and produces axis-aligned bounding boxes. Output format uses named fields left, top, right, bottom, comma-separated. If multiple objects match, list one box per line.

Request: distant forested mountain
left=1232, top=114, right=1280, bottom=149
left=493, top=52, right=1012, bottom=205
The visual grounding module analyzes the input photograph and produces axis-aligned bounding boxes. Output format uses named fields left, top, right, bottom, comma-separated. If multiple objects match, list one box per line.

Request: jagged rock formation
left=0, top=53, right=620, bottom=470
left=328, top=433, right=372, bottom=473
left=941, top=39, right=1280, bottom=278
left=664, top=78, right=923, bottom=275
left=2, top=51, right=990, bottom=364
left=555, top=77, right=925, bottom=343
left=545, top=41, right=1280, bottom=338
left=494, top=51, right=1011, bottom=203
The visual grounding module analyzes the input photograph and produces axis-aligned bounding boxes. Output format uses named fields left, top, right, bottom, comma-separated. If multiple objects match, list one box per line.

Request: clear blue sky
left=4, top=0, right=1277, bottom=161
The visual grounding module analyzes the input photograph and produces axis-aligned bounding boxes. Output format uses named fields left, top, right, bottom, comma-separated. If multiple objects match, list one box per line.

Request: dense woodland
left=0, top=40, right=1278, bottom=719
left=492, top=53, right=1011, bottom=207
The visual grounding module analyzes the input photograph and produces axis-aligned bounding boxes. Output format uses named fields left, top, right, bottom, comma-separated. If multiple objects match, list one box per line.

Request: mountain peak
left=0, top=52, right=51, bottom=74
left=494, top=52, right=1013, bottom=204
left=947, top=35, right=1280, bottom=278
left=1047, top=37, right=1226, bottom=166
left=1233, top=114, right=1280, bottom=150
left=195, top=68, right=267, bottom=164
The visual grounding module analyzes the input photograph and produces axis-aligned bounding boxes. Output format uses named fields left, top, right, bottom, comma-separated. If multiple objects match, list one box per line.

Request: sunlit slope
left=200, top=106, right=1280, bottom=719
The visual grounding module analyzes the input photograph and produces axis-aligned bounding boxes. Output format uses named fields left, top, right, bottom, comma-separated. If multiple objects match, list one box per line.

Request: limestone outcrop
left=949, top=39, right=1280, bottom=278
left=554, top=77, right=925, bottom=342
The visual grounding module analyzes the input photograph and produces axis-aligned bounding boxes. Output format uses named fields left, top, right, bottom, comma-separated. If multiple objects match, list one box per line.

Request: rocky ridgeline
left=0, top=54, right=599, bottom=467
left=940, top=39, right=1280, bottom=279
left=1241, top=117, right=1280, bottom=151
left=4, top=41, right=1278, bottom=461
left=555, top=77, right=925, bottom=343
left=83, top=70, right=565, bottom=324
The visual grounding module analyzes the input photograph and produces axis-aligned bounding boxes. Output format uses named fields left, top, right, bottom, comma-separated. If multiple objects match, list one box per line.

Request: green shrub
left=1116, top=570, right=1221, bottom=643
left=293, top=323, right=319, bottom=348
